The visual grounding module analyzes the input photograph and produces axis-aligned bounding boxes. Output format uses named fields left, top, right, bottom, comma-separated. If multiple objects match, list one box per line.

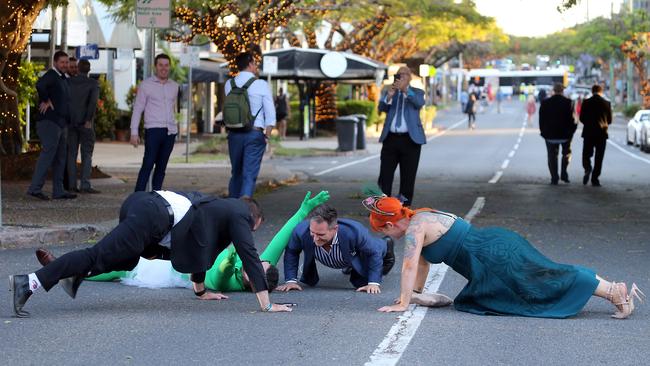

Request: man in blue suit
left=27, top=50, right=77, bottom=200
left=377, top=66, right=426, bottom=207
left=277, top=204, right=395, bottom=294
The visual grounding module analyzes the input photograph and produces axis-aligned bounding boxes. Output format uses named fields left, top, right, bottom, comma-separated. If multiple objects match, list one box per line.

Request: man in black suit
left=27, top=50, right=76, bottom=200
left=539, top=83, right=577, bottom=185
left=9, top=191, right=292, bottom=317
left=579, top=84, right=612, bottom=187
left=67, top=59, right=100, bottom=193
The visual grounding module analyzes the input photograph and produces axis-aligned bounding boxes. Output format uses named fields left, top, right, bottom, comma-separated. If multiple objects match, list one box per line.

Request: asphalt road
left=1, top=99, right=649, bottom=365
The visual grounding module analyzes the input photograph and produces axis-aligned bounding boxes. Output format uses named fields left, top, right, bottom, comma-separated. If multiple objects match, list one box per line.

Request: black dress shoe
left=36, top=248, right=56, bottom=266
left=27, top=192, right=50, bottom=200
left=550, top=180, right=558, bottom=185
left=60, top=275, right=84, bottom=299
left=71, top=187, right=80, bottom=193
left=382, top=236, right=396, bottom=275
left=591, top=179, right=601, bottom=187
left=9, top=275, right=33, bottom=318
left=80, top=187, right=101, bottom=194
left=53, top=192, right=77, bottom=199
left=583, top=171, right=591, bottom=185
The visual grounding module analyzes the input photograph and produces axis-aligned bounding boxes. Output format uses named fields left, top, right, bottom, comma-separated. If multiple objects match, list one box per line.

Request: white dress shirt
left=224, top=71, right=276, bottom=129
left=156, top=190, right=192, bottom=247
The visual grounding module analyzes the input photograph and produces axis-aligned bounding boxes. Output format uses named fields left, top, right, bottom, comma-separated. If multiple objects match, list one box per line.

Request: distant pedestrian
left=66, top=59, right=100, bottom=194
left=223, top=52, right=276, bottom=198
left=130, top=53, right=179, bottom=192
left=465, top=94, right=477, bottom=129
left=377, top=66, right=426, bottom=207
left=274, top=87, right=290, bottom=140
left=460, top=90, right=469, bottom=113
left=539, top=83, right=576, bottom=185
left=27, top=50, right=76, bottom=200
left=526, top=94, right=536, bottom=126
left=537, top=87, right=547, bottom=102
left=579, top=84, right=612, bottom=187
left=496, top=87, right=504, bottom=114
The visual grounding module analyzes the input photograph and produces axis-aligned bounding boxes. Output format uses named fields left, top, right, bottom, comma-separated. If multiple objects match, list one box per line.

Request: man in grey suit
left=377, top=66, right=426, bottom=207
left=27, top=50, right=76, bottom=200
left=67, top=59, right=100, bottom=193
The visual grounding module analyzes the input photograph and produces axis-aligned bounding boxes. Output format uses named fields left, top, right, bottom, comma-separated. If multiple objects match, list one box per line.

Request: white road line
left=514, top=143, right=520, bottom=150
left=488, top=170, right=503, bottom=184
left=314, top=155, right=379, bottom=176
left=314, top=117, right=467, bottom=176
left=607, top=140, right=650, bottom=165
left=365, top=197, right=486, bottom=366
left=508, top=151, right=515, bottom=158
left=501, top=159, right=510, bottom=169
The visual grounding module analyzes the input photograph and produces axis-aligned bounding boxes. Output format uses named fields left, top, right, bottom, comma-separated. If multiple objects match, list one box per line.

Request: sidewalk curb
left=0, top=170, right=307, bottom=250
left=0, top=224, right=109, bottom=250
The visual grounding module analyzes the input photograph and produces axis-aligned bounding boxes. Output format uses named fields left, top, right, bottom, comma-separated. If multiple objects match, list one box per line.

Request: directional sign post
left=180, top=46, right=200, bottom=163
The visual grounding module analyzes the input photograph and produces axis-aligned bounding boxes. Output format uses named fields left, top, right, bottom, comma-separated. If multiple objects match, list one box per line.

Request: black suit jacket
left=68, top=75, right=99, bottom=127
left=36, top=69, right=70, bottom=127
left=170, top=193, right=268, bottom=292
left=579, top=94, right=612, bottom=140
left=539, top=94, right=576, bottom=140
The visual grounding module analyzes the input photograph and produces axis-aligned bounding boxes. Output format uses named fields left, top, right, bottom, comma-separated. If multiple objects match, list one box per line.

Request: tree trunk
left=0, top=0, right=48, bottom=155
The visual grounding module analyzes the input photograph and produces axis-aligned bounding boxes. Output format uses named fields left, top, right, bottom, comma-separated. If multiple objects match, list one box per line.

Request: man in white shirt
left=224, top=52, right=276, bottom=198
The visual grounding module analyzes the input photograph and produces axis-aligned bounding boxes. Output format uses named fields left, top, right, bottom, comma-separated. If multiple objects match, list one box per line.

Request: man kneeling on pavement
left=276, top=204, right=395, bottom=294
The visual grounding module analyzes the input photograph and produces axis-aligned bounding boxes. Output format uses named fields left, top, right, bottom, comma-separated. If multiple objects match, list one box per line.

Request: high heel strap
left=630, top=283, right=646, bottom=303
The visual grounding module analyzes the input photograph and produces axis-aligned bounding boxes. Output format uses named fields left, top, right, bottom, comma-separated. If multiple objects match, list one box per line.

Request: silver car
left=626, top=110, right=650, bottom=146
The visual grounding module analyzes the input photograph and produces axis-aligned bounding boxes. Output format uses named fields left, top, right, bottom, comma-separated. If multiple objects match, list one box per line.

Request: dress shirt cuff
left=286, top=279, right=298, bottom=284
left=368, top=282, right=380, bottom=286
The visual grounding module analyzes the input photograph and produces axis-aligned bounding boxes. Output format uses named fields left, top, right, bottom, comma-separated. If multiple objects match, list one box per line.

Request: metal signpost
left=180, top=46, right=200, bottom=163
left=136, top=0, right=171, bottom=78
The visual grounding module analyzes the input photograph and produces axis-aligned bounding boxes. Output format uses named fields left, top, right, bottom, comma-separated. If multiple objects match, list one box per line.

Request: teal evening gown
left=421, top=217, right=599, bottom=318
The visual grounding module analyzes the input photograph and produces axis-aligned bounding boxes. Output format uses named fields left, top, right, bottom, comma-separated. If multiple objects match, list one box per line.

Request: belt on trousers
left=389, top=132, right=409, bottom=136
left=152, top=192, right=174, bottom=231
left=254, top=127, right=264, bottom=133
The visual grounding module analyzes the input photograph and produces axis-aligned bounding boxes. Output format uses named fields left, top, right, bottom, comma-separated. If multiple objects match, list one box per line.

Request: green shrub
left=337, top=100, right=378, bottom=127
left=623, top=104, right=641, bottom=118
left=95, top=76, right=119, bottom=140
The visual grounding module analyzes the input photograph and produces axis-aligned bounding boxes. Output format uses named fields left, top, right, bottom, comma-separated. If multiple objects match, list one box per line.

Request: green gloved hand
left=298, top=190, right=330, bottom=215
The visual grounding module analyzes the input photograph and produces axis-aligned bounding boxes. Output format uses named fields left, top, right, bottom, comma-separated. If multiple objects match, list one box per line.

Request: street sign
left=263, top=56, right=279, bottom=75
left=76, top=44, right=99, bottom=60
left=180, top=46, right=200, bottom=67
left=136, top=0, right=171, bottom=29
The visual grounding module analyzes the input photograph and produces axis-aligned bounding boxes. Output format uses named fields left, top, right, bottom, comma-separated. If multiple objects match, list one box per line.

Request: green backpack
left=223, top=77, right=262, bottom=131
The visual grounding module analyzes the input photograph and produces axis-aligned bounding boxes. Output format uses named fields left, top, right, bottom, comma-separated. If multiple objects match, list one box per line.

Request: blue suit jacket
left=36, top=69, right=70, bottom=128
left=378, top=87, right=426, bottom=145
left=284, top=218, right=387, bottom=285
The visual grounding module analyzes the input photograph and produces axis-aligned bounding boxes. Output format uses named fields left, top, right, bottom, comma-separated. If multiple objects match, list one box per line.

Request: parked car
left=626, top=110, right=650, bottom=146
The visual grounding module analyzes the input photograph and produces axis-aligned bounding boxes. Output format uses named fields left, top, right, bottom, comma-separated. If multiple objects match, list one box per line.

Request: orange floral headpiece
left=362, top=196, right=418, bottom=231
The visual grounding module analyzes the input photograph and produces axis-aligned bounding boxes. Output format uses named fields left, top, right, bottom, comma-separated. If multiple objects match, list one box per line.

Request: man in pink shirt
left=130, top=54, right=179, bottom=191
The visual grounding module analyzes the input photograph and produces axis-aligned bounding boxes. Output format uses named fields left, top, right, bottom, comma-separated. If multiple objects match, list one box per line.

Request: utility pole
left=61, top=3, right=68, bottom=53
left=48, top=5, right=58, bottom=69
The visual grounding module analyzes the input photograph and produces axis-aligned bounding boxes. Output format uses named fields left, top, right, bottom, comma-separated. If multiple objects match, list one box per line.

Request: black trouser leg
left=582, top=138, right=595, bottom=174
left=35, top=193, right=168, bottom=291
left=560, top=140, right=572, bottom=180
left=398, top=140, right=421, bottom=206
left=378, top=135, right=400, bottom=197
left=545, top=141, right=559, bottom=182
left=592, top=139, right=606, bottom=180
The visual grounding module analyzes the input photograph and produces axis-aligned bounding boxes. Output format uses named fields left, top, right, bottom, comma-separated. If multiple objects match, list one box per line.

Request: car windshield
left=641, top=114, right=650, bottom=121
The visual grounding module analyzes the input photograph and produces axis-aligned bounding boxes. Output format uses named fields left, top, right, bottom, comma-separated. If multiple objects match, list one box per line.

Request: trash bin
left=335, top=116, right=358, bottom=151
left=350, top=114, right=368, bottom=150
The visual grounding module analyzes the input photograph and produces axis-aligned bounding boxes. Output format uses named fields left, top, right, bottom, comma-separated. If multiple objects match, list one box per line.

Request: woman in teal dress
left=362, top=196, right=644, bottom=319
left=85, top=191, right=330, bottom=296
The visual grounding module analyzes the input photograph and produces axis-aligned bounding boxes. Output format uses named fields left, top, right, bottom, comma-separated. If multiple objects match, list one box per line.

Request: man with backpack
left=223, top=52, right=276, bottom=198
